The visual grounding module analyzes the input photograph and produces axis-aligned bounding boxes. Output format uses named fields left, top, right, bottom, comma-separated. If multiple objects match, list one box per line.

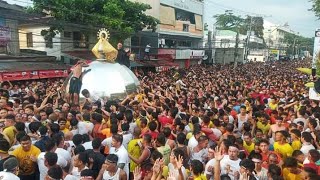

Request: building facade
left=131, top=0, right=205, bottom=68
left=263, top=20, right=298, bottom=59
left=213, top=30, right=264, bottom=64
left=0, top=0, right=21, bottom=55
left=19, top=24, right=97, bottom=63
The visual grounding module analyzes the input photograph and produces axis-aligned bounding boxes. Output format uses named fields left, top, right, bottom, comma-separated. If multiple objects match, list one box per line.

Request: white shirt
left=300, top=143, right=315, bottom=155
left=38, top=152, right=68, bottom=180
left=220, top=155, right=241, bottom=180
left=168, top=163, right=188, bottom=180
left=129, top=122, right=137, bottom=134
left=145, top=45, right=151, bottom=53
left=0, top=172, right=20, bottom=180
left=78, top=121, right=94, bottom=135
left=188, top=136, right=198, bottom=149
left=109, top=145, right=129, bottom=180
left=190, top=148, right=208, bottom=163
left=82, top=141, right=93, bottom=150
left=64, top=174, right=78, bottom=180
left=101, top=137, right=112, bottom=148
left=211, top=128, right=222, bottom=139
left=122, top=133, right=133, bottom=149
left=71, top=166, right=89, bottom=178
left=55, top=148, right=72, bottom=162
left=205, top=159, right=216, bottom=180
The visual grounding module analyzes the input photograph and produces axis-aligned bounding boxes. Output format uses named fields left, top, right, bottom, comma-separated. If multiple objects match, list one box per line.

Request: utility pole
left=234, top=30, right=239, bottom=68
left=245, top=16, right=253, bottom=62
left=208, top=30, right=212, bottom=64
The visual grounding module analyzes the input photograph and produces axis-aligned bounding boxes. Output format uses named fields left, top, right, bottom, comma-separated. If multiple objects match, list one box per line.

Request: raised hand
left=133, top=166, right=142, bottom=180
left=152, top=158, right=161, bottom=174
left=214, top=146, right=224, bottom=161
left=176, top=155, right=184, bottom=170
left=167, top=171, right=175, bottom=180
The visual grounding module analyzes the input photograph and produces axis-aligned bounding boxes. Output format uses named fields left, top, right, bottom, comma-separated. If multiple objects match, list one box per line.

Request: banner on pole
left=312, top=29, right=320, bottom=69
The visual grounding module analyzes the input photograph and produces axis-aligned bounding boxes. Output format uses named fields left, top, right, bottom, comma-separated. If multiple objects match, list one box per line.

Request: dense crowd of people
left=0, top=59, right=320, bottom=180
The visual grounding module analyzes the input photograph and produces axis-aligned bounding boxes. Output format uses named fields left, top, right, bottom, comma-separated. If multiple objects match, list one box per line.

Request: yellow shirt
left=194, top=174, right=208, bottom=180
left=11, top=145, right=41, bottom=175
left=61, top=128, right=70, bottom=135
left=283, top=168, right=303, bottom=180
left=243, top=141, right=255, bottom=153
left=162, top=165, right=169, bottom=178
left=2, top=126, right=16, bottom=145
left=269, top=102, right=278, bottom=110
left=127, top=138, right=142, bottom=172
left=291, top=140, right=302, bottom=151
left=257, top=121, right=271, bottom=134
left=273, top=142, right=293, bottom=159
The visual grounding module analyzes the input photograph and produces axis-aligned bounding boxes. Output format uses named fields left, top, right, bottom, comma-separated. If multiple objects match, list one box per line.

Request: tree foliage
left=214, top=10, right=264, bottom=38
left=311, top=0, right=320, bottom=19
left=30, top=0, right=159, bottom=42
left=284, top=33, right=314, bottom=55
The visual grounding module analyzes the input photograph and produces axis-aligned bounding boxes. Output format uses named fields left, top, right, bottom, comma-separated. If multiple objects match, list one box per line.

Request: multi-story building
left=263, top=20, right=297, bottom=58
left=213, top=30, right=264, bottom=64
left=0, top=0, right=21, bottom=55
left=131, top=0, right=205, bottom=68
left=19, top=23, right=97, bottom=63
left=0, top=0, right=69, bottom=81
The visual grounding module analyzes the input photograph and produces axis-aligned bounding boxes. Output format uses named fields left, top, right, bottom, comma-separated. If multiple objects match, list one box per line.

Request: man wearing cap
left=0, top=157, right=20, bottom=180
left=96, top=154, right=127, bottom=180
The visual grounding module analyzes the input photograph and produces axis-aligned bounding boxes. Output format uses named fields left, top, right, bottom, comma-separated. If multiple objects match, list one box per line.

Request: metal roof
left=0, top=61, right=70, bottom=72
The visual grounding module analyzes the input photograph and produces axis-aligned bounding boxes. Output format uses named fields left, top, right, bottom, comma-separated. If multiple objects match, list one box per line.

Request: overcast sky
left=4, top=0, right=319, bottom=37
left=204, top=0, right=319, bottom=37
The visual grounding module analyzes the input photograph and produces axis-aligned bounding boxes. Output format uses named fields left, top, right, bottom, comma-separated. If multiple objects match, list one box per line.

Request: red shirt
left=158, top=115, right=173, bottom=127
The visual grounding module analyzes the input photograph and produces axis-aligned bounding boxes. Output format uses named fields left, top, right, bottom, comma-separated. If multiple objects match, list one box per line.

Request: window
left=73, top=32, right=89, bottom=48
left=64, top=31, right=72, bottom=38
left=45, top=37, right=53, bottom=48
left=183, top=24, right=189, bottom=32
left=26, top=32, right=33, bottom=47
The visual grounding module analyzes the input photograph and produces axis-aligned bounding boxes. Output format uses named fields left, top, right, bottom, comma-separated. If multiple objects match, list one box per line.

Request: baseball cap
left=3, top=157, right=19, bottom=172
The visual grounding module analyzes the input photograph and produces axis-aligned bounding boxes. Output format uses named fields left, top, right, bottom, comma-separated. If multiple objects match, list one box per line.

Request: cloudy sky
left=204, top=0, right=319, bottom=37
left=4, top=0, right=319, bottom=37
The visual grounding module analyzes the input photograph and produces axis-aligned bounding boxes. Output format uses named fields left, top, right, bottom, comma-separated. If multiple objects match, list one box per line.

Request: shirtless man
left=68, top=60, right=90, bottom=105
left=268, top=117, right=286, bottom=144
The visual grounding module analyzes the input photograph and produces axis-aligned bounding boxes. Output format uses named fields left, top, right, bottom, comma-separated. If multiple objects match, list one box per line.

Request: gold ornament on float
left=92, top=28, right=118, bottom=62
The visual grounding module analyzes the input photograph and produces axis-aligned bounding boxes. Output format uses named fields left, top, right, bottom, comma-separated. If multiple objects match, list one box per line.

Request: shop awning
left=0, top=61, right=70, bottom=81
left=63, top=51, right=97, bottom=60
left=131, top=59, right=179, bottom=72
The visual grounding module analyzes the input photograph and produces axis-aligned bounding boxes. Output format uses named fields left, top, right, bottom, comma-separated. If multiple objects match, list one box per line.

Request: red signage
left=1, top=71, right=33, bottom=81
left=39, top=70, right=69, bottom=79
left=0, top=70, right=68, bottom=81
left=158, top=49, right=176, bottom=60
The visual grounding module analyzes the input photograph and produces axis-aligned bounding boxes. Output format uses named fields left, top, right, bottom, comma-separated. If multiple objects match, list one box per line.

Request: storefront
left=0, top=57, right=70, bottom=81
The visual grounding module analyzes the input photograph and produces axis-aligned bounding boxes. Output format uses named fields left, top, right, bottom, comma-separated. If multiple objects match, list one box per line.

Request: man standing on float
left=68, top=60, right=90, bottom=105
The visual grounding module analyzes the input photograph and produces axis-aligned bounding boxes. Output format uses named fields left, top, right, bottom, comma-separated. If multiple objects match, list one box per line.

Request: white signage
left=312, top=29, right=320, bottom=69
left=309, top=88, right=320, bottom=100
left=160, top=0, right=203, bottom=15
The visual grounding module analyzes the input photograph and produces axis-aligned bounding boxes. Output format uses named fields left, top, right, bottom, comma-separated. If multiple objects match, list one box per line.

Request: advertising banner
left=0, top=26, right=11, bottom=46
left=312, top=29, right=320, bottom=69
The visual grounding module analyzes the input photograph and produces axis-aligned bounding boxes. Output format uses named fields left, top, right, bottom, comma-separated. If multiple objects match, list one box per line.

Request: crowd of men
left=0, top=59, right=320, bottom=180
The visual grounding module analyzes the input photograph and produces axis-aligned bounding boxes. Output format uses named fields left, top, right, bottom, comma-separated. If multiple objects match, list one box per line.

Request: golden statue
left=92, top=28, right=118, bottom=62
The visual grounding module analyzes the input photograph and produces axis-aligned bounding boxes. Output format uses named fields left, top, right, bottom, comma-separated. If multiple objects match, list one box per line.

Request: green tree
left=214, top=11, right=264, bottom=38
left=214, top=11, right=265, bottom=63
left=284, top=33, right=314, bottom=55
left=311, top=0, right=320, bottom=19
left=30, top=0, right=159, bottom=43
